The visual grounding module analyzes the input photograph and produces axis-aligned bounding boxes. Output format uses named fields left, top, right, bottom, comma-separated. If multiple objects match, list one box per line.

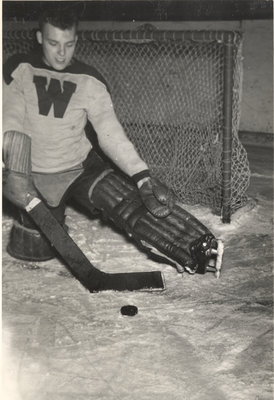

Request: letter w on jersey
left=33, top=76, right=77, bottom=118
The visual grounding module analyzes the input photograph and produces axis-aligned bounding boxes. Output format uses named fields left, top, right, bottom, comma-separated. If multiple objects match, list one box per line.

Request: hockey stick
left=25, top=197, right=165, bottom=292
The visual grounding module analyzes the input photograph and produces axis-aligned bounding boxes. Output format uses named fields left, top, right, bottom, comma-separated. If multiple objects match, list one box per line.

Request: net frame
left=3, top=28, right=249, bottom=223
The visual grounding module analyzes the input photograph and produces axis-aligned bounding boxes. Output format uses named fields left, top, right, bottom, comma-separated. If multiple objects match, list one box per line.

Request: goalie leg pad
left=7, top=206, right=66, bottom=262
left=90, top=172, right=222, bottom=275
left=7, top=220, right=55, bottom=261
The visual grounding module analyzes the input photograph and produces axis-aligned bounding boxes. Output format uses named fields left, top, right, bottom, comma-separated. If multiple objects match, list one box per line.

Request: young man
left=3, top=8, right=174, bottom=260
left=3, top=7, right=223, bottom=277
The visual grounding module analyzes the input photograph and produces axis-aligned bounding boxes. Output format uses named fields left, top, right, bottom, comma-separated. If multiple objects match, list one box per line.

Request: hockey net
left=3, top=28, right=250, bottom=219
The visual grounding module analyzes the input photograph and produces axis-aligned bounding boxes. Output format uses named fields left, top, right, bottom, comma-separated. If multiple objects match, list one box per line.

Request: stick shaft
left=26, top=198, right=165, bottom=292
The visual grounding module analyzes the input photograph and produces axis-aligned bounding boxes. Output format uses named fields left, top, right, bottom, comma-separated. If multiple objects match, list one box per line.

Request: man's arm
left=91, top=104, right=148, bottom=177
left=2, top=64, right=26, bottom=135
left=3, top=58, right=38, bottom=208
left=87, top=84, right=174, bottom=217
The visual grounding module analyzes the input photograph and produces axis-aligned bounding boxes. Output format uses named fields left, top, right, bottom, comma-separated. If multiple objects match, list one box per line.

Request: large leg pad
left=7, top=220, right=55, bottom=261
left=7, top=207, right=66, bottom=262
left=90, top=172, right=223, bottom=276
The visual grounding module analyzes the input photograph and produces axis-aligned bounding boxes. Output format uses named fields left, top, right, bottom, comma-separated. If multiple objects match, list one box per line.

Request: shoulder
left=3, top=51, right=42, bottom=84
left=3, top=54, right=27, bottom=84
left=68, top=59, right=110, bottom=91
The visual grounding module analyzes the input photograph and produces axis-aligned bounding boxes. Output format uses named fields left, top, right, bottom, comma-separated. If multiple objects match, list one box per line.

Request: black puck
left=120, top=305, right=138, bottom=316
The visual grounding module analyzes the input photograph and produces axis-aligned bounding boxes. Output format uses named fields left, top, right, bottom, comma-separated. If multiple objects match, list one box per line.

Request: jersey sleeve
left=3, top=58, right=27, bottom=135
left=86, top=82, right=149, bottom=178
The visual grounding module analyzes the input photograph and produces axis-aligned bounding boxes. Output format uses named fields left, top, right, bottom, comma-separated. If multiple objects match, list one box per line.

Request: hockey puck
left=120, top=305, right=138, bottom=316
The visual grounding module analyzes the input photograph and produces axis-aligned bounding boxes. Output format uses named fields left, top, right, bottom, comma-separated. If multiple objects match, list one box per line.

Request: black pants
left=19, top=149, right=112, bottom=229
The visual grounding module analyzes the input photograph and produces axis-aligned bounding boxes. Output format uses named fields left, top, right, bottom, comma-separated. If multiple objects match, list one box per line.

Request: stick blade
left=97, top=271, right=165, bottom=292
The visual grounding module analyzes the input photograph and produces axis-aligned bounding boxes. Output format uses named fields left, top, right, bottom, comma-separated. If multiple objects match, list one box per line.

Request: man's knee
left=70, top=149, right=113, bottom=212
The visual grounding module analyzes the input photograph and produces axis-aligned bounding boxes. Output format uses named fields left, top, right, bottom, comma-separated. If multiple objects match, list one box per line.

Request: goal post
left=2, top=27, right=250, bottom=223
left=222, top=32, right=235, bottom=223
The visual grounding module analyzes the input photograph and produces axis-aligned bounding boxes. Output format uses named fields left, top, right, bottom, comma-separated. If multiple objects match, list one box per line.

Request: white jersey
left=3, top=51, right=148, bottom=176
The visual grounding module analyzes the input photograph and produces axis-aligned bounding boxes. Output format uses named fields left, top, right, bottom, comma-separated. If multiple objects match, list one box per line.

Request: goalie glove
left=3, top=131, right=38, bottom=209
left=133, top=170, right=175, bottom=218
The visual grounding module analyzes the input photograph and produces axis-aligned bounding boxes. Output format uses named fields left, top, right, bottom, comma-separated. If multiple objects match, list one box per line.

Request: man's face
left=37, top=23, right=78, bottom=70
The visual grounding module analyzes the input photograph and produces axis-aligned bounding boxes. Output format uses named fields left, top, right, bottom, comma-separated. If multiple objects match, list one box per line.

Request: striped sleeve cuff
left=132, top=169, right=150, bottom=184
left=3, top=130, right=31, bottom=174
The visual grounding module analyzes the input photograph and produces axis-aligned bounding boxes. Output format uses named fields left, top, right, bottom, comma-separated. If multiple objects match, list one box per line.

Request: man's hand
left=3, top=170, right=38, bottom=209
left=138, top=177, right=175, bottom=218
left=3, top=131, right=37, bottom=208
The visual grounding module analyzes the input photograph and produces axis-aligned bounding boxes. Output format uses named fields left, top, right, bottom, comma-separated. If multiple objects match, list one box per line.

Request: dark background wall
left=3, top=1, right=273, bottom=22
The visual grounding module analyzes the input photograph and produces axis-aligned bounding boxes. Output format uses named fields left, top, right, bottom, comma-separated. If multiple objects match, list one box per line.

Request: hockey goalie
left=2, top=7, right=223, bottom=287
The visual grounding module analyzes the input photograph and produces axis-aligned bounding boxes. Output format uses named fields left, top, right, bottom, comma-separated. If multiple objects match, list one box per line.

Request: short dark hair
left=38, top=6, right=79, bottom=32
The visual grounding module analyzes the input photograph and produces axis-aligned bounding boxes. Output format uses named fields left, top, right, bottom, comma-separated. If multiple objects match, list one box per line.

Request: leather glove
left=3, top=130, right=38, bottom=209
left=138, top=177, right=175, bottom=218
left=3, top=170, right=38, bottom=209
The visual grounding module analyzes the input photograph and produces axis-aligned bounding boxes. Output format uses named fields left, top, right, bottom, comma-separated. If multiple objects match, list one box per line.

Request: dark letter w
left=33, top=76, right=77, bottom=118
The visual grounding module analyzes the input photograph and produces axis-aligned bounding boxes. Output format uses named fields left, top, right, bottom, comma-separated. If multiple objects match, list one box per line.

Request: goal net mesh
left=3, top=29, right=250, bottom=215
